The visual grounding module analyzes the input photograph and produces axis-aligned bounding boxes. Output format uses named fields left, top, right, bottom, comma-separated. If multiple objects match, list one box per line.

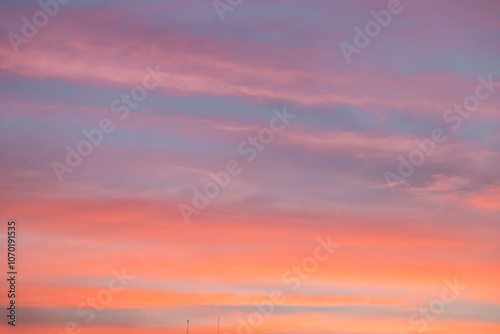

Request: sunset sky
left=1, top=0, right=500, bottom=333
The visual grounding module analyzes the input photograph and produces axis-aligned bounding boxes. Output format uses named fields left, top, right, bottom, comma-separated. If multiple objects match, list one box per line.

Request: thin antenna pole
left=187, top=320, right=189, bottom=334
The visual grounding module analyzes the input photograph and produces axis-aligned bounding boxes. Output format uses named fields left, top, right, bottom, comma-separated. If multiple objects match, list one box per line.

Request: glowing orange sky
left=1, top=0, right=500, bottom=333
